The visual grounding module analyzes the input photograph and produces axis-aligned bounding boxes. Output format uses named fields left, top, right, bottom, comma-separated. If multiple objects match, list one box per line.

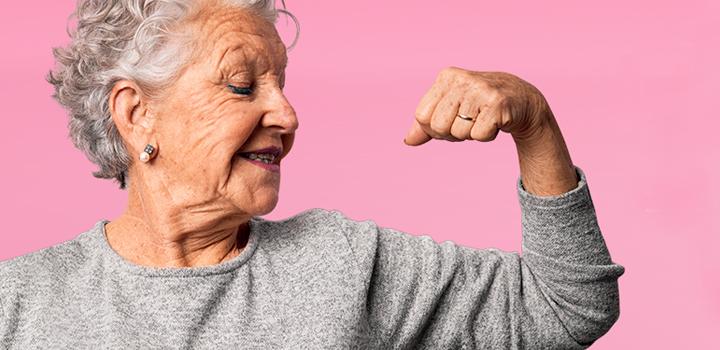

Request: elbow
left=583, top=304, right=621, bottom=346
left=570, top=308, right=621, bottom=348
left=523, top=253, right=626, bottom=347
left=563, top=281, right=622, bottom=346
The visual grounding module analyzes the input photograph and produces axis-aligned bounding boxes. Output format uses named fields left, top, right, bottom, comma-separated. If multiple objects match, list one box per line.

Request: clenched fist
left=403, top=66, right=579, bottom=196
left=404, top=67, right=552, bottom=146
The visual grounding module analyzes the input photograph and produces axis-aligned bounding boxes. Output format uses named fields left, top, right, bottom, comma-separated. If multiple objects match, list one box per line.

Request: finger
left=470, top=100, right=506, bottom=142
left=415, top=81, right=444, bottom=128
left=450, top=97, right=481, bottom=140
left=404, top=119, right=432, bottom=146
left=430, top=90, right=462, bottom=140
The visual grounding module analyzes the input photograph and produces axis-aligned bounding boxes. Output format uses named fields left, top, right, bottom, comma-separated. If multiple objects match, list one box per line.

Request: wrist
left=512, top=116, right=578, bottom=196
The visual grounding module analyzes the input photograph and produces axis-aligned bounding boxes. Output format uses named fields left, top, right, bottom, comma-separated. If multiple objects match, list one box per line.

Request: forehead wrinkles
left=192, top=8, right=287, bottom=74
left=215, top=36, right=284, bottom=76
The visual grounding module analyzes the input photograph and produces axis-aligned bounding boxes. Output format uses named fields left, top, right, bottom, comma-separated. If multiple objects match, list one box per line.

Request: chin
left=227, top=160, right=282, bottom=217
left=232, top=189, right=280, bottom=217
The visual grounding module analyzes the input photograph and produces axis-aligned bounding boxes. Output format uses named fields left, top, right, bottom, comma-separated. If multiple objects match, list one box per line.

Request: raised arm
left=333, top=67, right=625, bottom=348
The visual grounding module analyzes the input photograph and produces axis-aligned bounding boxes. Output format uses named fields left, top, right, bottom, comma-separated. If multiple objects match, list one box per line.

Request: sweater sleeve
left=332, top=165, right=625, bottom=349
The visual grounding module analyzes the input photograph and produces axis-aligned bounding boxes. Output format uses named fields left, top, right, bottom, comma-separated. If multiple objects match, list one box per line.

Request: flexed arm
left=338, top=67, right=626, bottom=348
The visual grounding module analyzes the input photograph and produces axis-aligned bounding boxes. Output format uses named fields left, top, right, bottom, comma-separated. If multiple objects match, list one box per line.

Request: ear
left=109, top=80, right=156, bottom=156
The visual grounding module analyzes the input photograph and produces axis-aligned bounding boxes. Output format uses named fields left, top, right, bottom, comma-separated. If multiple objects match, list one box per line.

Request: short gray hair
left=48, top=0, right=299, bottom=190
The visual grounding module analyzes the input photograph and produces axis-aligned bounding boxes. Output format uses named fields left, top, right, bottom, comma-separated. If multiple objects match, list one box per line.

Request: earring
left=139, top=144, right=156, bottom=163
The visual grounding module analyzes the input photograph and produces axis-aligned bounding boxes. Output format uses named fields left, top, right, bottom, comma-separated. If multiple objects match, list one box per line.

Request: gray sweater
left=0, top=165, right=624, bottom=349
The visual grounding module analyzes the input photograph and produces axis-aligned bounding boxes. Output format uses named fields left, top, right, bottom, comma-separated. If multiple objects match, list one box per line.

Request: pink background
left=1, top=0, right=718, bottom=347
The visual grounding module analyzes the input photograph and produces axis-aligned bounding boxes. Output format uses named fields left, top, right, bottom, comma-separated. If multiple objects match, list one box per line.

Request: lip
left=237, top=146, right=283, bottom=158
left=238, top=157, right=280, bottom=173
left=234, top=145, right=283, bottom=173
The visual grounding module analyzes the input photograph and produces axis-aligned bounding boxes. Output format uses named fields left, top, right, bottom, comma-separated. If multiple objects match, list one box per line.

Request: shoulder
left=252, top=208, right=382, bottom=266
left=0, top=222, right=99, bottom=297
left=257, top=207, right=371, bottom=228
left=254, top=208, right=381, bottom=244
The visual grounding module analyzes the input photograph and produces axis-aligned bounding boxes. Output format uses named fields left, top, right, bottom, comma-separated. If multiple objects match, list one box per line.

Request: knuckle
left=496, top=94, right=510, bottom=106
left=438, top=66, right=461, bottom=80
left=430, top=118, right=449, bottom=135
left=459, top=104, right=479, bottom=117
left=489, top=91, right=506, bottom=106
left=478, top=103, right=492, bottom=115
left=440, top=66, right=456, bottom=75
left=414, top=108, right=431, bottom=124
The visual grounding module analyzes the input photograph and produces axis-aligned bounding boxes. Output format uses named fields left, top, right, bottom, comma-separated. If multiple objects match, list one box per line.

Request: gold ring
left=456, top=114, right=475, bottom=121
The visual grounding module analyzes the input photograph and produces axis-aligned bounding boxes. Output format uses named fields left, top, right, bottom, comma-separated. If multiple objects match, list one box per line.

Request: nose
left=261, top=88, right=299, bottom=134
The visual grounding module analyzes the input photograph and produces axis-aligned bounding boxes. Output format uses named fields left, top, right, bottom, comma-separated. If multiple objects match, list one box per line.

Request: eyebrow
left=217, top=47, right=287, bottom=77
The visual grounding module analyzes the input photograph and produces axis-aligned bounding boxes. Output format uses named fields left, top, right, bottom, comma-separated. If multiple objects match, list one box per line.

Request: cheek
left=195, top=111, right=263, bottom=171
left=215, top=104, right=262, bottom=155
left=158, top=80, right=262, bottom=162
left=169, top=93, right=237, bottom=144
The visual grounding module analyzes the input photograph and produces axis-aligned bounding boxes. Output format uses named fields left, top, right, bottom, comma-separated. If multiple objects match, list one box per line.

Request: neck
left=105, top=177, right=252, bottom=268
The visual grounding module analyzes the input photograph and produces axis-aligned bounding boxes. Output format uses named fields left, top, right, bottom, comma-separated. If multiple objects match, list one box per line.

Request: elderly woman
left=0, top=0, right=624, bottom=349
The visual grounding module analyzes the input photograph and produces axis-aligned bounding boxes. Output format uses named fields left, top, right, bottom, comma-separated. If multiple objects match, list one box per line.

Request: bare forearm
left=512, top=114, right=578, bottom=196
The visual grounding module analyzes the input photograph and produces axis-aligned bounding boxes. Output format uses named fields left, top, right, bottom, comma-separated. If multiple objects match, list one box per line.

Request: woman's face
left=145, top=6, right=297, bottom=218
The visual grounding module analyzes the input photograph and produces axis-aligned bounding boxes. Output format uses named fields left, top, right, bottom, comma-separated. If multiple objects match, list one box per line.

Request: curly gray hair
left=47, top=0, right=298, bottom=190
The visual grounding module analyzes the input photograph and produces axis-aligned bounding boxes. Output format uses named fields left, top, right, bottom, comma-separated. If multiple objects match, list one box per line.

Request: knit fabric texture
left=0, top=165, right=624, bottom=349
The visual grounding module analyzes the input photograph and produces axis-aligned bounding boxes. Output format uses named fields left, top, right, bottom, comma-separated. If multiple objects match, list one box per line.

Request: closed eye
left=227, top=84, right=253, bottom=96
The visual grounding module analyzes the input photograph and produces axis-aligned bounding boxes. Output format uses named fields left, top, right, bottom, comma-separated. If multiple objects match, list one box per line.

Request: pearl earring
left=139, top=144, right=155, bottom=163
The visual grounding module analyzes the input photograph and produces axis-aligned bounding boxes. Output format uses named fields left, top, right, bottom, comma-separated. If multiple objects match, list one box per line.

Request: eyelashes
left=227, top=84, right=253, bottom=96
left=227, top=76, right=285, bottom=96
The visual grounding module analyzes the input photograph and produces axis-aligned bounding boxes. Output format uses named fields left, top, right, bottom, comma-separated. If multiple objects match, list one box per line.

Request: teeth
left=246, top=153, right=276, bottom=164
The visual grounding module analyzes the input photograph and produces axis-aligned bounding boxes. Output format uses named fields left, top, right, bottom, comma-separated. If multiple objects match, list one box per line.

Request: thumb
left=404, top=119, right=432, bottom=146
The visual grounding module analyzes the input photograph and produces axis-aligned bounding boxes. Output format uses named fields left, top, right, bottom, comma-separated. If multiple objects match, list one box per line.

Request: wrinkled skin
left=104, top=2, right=576, bottom=269
left=403, top=67, right=578, bottom=197
left=404, top=67, right=550, bottom=145
left=105, top=3, right=297, bottom=268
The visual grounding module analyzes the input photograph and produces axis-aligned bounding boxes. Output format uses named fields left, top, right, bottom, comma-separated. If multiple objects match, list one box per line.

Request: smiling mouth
left=233, top=146, right=283, bottom=174
left=235, top=154, right=281, bottom=173
left=237, top=152, right=277, bottom=164
left=235, top=146, right=282, bottom=165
